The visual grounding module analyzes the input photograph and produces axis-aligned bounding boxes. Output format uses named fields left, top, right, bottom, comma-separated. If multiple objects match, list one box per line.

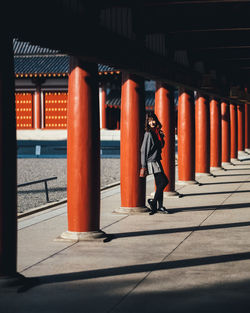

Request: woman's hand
left=139, top=167, right=148, bottom=177
left=159, top=130, right=164, bottom=137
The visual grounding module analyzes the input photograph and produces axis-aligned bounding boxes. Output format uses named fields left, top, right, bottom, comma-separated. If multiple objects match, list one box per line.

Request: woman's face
left=148, top=118, right=156, bottom=128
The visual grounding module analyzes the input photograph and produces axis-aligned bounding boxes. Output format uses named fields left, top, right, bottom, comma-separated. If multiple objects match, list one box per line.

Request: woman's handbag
left=139, top=167, right=148, bottom=178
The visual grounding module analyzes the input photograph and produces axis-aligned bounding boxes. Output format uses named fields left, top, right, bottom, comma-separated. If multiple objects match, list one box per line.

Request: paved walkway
left=2, top=156, right=250, bottom=312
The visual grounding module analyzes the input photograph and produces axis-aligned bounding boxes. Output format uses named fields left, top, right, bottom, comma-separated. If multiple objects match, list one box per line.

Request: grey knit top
left=140, top=131, right=162, bottom=168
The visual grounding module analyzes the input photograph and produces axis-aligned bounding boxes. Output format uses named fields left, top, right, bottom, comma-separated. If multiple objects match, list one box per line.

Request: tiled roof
left=106, top=90, right=155, bottom=107
left=13, top=38, right=118, bottom=75
left=13, top=38, right=59, bottom=56
left=14, top=56, right=69, bottom=74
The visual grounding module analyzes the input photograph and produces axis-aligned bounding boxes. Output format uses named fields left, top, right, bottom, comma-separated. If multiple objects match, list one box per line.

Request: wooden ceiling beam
left=169, top=27, right=250, bottom=34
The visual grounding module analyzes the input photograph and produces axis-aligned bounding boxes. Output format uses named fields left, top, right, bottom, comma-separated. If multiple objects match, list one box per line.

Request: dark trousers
left=153, top=172, right=168, bottom=208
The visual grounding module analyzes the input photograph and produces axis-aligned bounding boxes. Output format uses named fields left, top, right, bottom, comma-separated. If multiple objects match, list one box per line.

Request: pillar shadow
left=170, top=202, right=250, bottom=213
left=200, top=181, right=250, bottom=186
left=180, top=189, right=250, bottom=197
left=222, top=168, right=250, bottom=171
left=18, top=250, right=250, bottom=293
left=213, top=173, right=250, bottom=177
left=103, top=220, right=250, bottom=242
left=231, top=163, right=250, bottom=166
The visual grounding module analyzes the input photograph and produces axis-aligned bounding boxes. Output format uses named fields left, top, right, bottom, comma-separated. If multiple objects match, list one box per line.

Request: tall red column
left=155, top=82, right=178, bottom=197
left=221, top=101, right=231, bottom=166
left=100, top=83, right=107, bottom=129
left=60, top=57, right=105, bottom=241
left=195, top=93, right=210, bottom=176
left=245, top=103, right=250, bottom=152
left=210, top=98, right=222, bottom=170
left=230, top=103, right=238, bottom=161
left=33, top=86, right=41, bottom=129
left=0, top=36, right=18, bottom=280
left=117, top=72, right=146, bottom=213
left=177, top=89, right=196, bottom=184
left=237, top=103, right=245, bottom=154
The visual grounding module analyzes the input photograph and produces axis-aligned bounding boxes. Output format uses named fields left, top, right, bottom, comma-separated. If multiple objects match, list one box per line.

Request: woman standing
left=140, top=112, right=169, bottom=215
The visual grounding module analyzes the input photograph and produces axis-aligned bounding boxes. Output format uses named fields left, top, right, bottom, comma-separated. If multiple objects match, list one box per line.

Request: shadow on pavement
left=17, top=251, right=250, bottom=294
left=103, top=220, right=250, bottom=242
left=180, top=189, right=250, bottom=197
left=171, top=202, right=250, bottom=213
left=200, top=180, right=250, bottom=186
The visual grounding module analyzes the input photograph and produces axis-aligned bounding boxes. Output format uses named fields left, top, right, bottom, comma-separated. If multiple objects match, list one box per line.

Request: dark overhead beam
left=199, top=46, right=250, bottom=50
left=170, top=30, right=250, bottom=49
left=145, top=0, right=250, bottom=6
left=169, top=27, right=250, bottom=33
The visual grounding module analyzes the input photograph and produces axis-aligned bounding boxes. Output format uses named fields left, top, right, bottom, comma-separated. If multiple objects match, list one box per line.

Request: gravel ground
left=17, top=158, right=120, bottom=212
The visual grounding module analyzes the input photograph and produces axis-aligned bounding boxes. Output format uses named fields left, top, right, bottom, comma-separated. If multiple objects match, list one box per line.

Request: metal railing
left=17, top=176, right=57, bottom=202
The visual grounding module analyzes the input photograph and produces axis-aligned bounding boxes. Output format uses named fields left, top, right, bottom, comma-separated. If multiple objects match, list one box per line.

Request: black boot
left=157, top=207, right=170, bottom=214
left=148, top=199, right=157, bottom=215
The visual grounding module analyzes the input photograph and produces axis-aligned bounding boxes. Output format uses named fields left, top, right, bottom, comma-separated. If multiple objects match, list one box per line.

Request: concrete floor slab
left=2, top=160, right=250, bottom=312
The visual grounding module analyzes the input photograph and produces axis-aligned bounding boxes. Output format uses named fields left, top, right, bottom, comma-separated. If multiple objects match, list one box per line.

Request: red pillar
left=61, top=57, right=105, bottom=241
left=221, top=101, right=231, bottom=166
left=117, top=108, right=120, bottom=130
left=100, top=83, right=107, bottom=129
left=155, top=82, right=178, bottom=196
left=210, top=98, right=222, bottom=170
left=118, top=72, right=146, bottom=213
left=33, top=86, right=41, bottom=129
left=245, top=103, right=250, bottom=152
left=230, top=103, right=238, bottom=161
left=195, top=93, right=210, bottom=176
left=237, top=103, right=245, bottom=153
left=177, top=89, right=196, bottom=184
left=0, top=36, right=18, bottom=279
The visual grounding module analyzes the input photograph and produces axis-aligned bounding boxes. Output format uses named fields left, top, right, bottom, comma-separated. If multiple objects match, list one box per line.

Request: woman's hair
left=145, top=112, right=162, bottom=132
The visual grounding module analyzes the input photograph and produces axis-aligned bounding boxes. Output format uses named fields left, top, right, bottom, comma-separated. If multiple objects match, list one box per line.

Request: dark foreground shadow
left=2, top=271, right=250, bottom=313
left=18, top=250, right=250, bottom=293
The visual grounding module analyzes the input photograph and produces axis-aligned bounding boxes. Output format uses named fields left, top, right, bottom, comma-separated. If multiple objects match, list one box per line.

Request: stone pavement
left=2, top=156, right=250, bottom=313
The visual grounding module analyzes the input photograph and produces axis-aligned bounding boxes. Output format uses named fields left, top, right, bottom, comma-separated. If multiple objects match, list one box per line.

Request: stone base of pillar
left=222, top=161, right=233, bottom=168
left=163, top=191, right=181, bottom=198
left=245, top=148, right=250, bottom=154
left=114, top=206, right=148, bottom=214
left=195, top=172, right=212, bottom=178
left=238, top=150, right=247, bottom=156
left=210, top=166, right=222, bottom=171
left=176, top=180, right=198, bottom=186
left=231, top=158, right=238, bottom=163
left=230, top=158, right=239, bottom=165
left=57, top=230, right=108, bottom=242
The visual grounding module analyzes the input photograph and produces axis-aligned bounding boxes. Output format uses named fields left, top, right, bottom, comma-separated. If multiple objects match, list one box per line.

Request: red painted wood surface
left=120, top=72, right=145, bottom=207
left=44, top=92, right=67, bottom=129
left=155, top=82, right=176, bottom=191
left=230, top=103, right=238, bottom=159
left=178, top=89, right=195, bottom=181
left=245, top=103, right=250, bottom=149
left=195, top=94, right=210, bottom=173
left=221, top=101, right=230, bottom=163
left=67, top=58, right=100, bottom=232
left=237, top=103, right=245, bottom=152
left=15, top=93, right=33, bottom=129
left=210, top=99, right=221, bottom=168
